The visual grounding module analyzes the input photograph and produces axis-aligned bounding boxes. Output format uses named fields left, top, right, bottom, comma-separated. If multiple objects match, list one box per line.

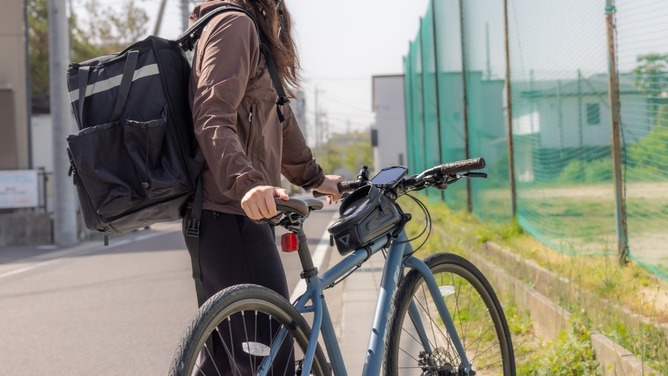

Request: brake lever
left=461, top=172, right=487, bottom=179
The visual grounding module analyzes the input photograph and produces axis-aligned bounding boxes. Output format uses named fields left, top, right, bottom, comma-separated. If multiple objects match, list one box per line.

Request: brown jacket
left=189, top=1, right=324, bottom=215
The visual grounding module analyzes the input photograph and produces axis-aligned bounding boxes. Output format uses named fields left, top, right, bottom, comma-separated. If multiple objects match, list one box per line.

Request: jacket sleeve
left=280, top=105, right=325, bottom=190
left=191, top=13, right=267, bottom=200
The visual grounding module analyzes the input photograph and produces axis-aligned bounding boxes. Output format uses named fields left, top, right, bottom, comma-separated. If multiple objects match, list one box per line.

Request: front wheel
left=384, top=253, right=515, bottom=375
left=169, top=284, right=330, bottom=376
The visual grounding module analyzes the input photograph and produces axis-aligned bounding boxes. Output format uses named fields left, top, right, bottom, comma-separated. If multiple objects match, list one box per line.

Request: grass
left=397, top=193, right=668, bottom=374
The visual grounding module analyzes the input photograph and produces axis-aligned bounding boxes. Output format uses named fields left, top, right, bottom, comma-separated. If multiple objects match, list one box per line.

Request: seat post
left=296, top=228, right=318, bottom=279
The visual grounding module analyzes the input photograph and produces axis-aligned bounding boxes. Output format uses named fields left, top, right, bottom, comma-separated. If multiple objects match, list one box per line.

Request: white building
left=371, top=75, right=408, bottom=173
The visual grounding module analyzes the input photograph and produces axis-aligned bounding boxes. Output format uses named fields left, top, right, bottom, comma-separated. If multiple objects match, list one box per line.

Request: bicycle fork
left=403, top=257, right=473, bottom=375
left=362, top=232, right=472, bottom=375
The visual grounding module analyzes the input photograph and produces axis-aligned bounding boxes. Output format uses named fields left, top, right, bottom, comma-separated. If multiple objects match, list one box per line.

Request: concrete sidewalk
left=326, top=247, right=385, bottom=375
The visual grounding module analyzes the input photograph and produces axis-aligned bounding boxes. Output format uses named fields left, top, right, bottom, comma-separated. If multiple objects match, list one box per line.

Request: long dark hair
left=238, top=0, right=300, bottom=97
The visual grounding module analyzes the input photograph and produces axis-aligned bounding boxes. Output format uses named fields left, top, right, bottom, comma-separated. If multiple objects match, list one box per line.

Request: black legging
left=182, top=209, right=293, bottom=375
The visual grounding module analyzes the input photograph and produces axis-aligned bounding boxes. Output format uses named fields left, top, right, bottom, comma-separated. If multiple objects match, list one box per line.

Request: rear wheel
left=170, top=284, right=330, bottom=376
left=384, top=253, right=515, bottom=375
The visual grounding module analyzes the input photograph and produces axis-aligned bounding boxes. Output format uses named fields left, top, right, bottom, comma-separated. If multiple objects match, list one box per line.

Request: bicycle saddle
left=275, top=198, right=324, bottom=217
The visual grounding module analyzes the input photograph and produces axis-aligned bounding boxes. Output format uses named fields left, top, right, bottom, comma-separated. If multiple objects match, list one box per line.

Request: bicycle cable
left=325, top=264, right=361, bottom=289
left=391, top=193, right=432, bottom=254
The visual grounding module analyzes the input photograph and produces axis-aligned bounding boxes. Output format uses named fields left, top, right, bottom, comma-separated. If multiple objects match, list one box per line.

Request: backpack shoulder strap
left=176, top=4, right=254, bottom=51
left=178, top=4, right=290, bottom=121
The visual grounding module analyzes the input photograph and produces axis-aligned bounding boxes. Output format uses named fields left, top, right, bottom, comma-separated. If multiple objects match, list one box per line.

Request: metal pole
left=503, top=0, right=517, bottom=218
left=48, top=0, right=78, bottom=246
left=458, top=0, right=472, bottom=212
left=24, top=0, right=33, bottom=169
left=605, top=0, right=629, bottom=265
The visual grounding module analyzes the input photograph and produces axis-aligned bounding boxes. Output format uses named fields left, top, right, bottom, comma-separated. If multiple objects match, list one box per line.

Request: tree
left=626, top=104, right=668, bottom=179
left=80, top=0, right=149, bottom=52
left=28, top=0, right=149, bottom=113
left=27, top=0, right=54, bottom=113
left=633, top=53, right=668, bottom=118
left=633, top=53, right=668, bottom=94
left=313, top=131, right=373, bottom=179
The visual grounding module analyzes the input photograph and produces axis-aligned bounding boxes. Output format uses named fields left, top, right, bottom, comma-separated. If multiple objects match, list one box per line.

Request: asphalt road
left=0, top=201, right=339, bottom=375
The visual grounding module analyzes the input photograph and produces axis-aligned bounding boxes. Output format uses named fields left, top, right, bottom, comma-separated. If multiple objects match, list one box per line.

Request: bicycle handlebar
left=438, top=157, right=486, bottom=176
left=313, top=157, right=486, bottom=197
left=337, top=180, right=366, bottom=192
left=312, top=180, right=366, bottom=198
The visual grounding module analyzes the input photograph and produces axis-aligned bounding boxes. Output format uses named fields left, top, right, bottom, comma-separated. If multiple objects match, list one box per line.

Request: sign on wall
left=0, top=170, right=39, bottom=209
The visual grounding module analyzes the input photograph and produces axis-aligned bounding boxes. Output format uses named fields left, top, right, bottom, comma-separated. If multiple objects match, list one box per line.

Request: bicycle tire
left=170, top=283, right=330, bottom=376
left=384, top=253, right=515, bottom=375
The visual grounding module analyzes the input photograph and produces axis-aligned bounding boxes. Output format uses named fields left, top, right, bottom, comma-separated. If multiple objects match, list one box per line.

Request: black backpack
left=66, top=5, right=287, bottom=241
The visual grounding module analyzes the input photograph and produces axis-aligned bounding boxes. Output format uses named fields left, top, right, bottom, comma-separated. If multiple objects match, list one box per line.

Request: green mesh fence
left=404, top=0, right=668, bottom=281
left=615, top=0, right=668, bottom=279
left=420, top=6, right=442, bottom=203
left=461, top=0, right=513, bottom=222
left=403, top=55, right=416, bottom=174
left=507, top=0, right=618, bottom=255
left=434, top=0, right=467, bottom=211
left=406, top=35, right=426, bottom=176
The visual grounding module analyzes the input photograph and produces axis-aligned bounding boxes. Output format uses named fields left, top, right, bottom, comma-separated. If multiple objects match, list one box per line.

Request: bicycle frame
left=259, top=227, right=472, bottom=376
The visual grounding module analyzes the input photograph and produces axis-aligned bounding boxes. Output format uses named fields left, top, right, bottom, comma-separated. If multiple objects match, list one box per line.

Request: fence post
left=503, top=0, right=517, bottom=218
left=604, top=0, right=629, bottom=265
left=419, top=17, right=428, bottom=176
left=431, top=0, right=445, bottom=202
left=458, top=0, right=472, bottom=212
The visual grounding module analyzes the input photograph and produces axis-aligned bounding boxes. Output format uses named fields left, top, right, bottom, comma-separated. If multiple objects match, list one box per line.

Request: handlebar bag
left=327, top=185, right=402, bottom=255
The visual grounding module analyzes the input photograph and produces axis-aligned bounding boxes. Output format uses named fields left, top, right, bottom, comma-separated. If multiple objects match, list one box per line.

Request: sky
left=287, top=0, right=430, bottom=142
left=120, top=0, right=432, bottom=145
left=68, top=0, right=668, bottom=145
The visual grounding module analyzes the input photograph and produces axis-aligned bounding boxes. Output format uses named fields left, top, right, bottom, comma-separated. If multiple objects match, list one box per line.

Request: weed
left=517, top=314, right=601, bottom=376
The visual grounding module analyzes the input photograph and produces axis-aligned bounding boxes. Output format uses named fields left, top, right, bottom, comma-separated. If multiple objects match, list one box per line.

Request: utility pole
left=314, top=86, right=319, bottom=149
left=154, top=0, right=168, bottom=35
left=314, top=86, right=326, bottom=149
left=181, top=0, right=190, bottom=32
left=48, top=0, right=78, bottom=246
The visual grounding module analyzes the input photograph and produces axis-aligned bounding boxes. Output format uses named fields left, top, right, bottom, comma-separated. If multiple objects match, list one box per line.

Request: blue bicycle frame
left=261, top=229, right=472, bottom=376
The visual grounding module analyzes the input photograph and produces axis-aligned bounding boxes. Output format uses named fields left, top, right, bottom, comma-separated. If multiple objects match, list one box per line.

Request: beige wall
left=0, top=0, right=28, bottom=169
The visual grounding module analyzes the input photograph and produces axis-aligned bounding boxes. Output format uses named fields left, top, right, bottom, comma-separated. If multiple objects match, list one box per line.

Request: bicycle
left=170, top=157, right=516, bottom=376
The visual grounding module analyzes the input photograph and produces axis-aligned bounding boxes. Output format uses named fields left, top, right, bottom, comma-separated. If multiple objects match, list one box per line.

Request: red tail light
left=280, top=233, right=299, bottom=252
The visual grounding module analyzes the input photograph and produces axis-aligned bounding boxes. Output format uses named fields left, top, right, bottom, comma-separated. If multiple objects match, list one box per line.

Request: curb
left=470, top=241, right=661, bottom=375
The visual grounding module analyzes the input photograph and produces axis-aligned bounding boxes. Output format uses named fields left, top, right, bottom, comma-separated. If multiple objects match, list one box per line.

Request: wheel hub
left=418, top=348, right=455, bottom=375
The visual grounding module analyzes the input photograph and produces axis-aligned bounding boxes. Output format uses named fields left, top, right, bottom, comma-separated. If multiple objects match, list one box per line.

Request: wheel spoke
left=384, top=253, right=514, bottom=375
left=169, top=285, right=329, bottom=376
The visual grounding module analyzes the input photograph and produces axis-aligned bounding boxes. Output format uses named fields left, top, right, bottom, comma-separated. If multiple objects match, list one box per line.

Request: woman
left=183, top=0, right=341, bottom=373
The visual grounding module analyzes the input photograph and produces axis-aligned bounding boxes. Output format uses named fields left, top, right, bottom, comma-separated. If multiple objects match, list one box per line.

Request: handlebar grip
left=337, top=180, right=363, bottom=192
left=439, top=157, right=486, bottom=175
